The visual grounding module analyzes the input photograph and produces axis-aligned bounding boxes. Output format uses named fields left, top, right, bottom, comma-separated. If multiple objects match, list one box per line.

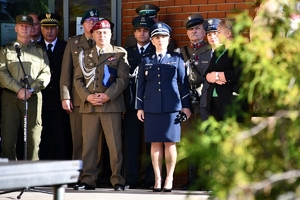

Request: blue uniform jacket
left=136, top=52, right=190, bottom=113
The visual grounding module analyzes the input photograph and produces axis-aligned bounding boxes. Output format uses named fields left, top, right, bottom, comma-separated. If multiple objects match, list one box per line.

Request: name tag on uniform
left=168, top=62, right=177, bottom=64
left=202, top=61, right=209, bottom=63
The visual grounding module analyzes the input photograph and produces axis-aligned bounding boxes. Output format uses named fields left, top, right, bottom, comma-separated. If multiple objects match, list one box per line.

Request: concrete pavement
left=0, top=187, right=211, bottom=200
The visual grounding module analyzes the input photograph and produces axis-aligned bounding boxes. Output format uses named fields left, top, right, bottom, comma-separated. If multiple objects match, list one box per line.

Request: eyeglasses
left=85, top=18, right=99, bottom=23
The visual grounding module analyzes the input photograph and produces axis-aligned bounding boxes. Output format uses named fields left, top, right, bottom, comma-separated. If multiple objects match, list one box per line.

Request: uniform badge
left=75, top=40, right=79, bottom=44
left=107, top=56, right=116, bottom=61
left=194, top=61, right=199, bottom=65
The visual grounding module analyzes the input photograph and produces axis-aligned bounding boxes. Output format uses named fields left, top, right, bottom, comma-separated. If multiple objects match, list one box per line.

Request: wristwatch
left=215, top=72, right=220, bottom=80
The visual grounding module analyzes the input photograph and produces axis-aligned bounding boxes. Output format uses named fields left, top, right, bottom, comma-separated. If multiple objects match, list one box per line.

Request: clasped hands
left=87, top=93, right=109, bottom=106
left=206, top=71, right=226, bottom=85
left=17, top=88, right=32, bottom=100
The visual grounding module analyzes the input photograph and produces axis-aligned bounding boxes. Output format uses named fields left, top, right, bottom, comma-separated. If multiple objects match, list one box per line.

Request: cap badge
left=22, top=16, right=27, bottom=21
left=158, top=23, right=162, bottom=28
left=208, top=19, right=213, bottom=25
left=90, top=10, right=95, bottom=17
left=145, top=5, right=149, bottom=9
left=46, top=13, right=51, bottom=19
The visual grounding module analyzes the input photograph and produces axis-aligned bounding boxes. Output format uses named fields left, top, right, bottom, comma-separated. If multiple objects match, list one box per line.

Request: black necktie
left=87, top=39, right=94, bottom=48
left=47, top=43, right=53, bottom=53
left=158, top=54, right=163, bottom=63
left=140, top=47, right=144, bottom=55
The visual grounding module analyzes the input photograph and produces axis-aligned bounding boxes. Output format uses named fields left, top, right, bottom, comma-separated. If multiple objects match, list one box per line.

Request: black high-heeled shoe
left=153, top=188, right=162, bottom=192
left=163, top=188, right=172, bottom=192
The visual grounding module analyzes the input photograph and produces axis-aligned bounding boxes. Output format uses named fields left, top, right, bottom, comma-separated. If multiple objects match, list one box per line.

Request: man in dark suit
left=37, top=13, right=71, bottom=160
left=123, top=16, right=155, bottom=189
left=74, top=19, right=129, bottom=191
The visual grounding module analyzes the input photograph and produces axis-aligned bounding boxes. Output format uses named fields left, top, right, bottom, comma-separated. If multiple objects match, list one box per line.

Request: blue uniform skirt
left=144, top=112, right=181, bottom=142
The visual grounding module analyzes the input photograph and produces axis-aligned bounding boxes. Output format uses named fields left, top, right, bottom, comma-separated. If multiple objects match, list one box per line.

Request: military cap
left=80, top=9, right=100, bottom=24
left=90, top=19, right=111, bottom=33
left=135, top=4, right=160, bottom=18
left=149, top=22, right=171, bottom=37
left=15, top=15, right=33, bottom=25
left=101, top=18, right=115, bottom=31
left=132, top=16, right=155, bottom=29
left=184, top=14, right=204, bottom=29
left=203, top=18, right=221, bottom=33
left=38, top=13, right=61, bottom=26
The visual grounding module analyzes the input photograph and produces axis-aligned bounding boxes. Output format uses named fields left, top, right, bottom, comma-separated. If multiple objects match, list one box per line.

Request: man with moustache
left=38, top=13, right=71, bottom=160
left=73, top=19, right=129, bottom=191
left=174, top=14, right=209, bottom=190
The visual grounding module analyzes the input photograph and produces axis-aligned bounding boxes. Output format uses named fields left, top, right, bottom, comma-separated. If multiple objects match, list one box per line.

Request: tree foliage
left=178, top=0, right=300, bottom=199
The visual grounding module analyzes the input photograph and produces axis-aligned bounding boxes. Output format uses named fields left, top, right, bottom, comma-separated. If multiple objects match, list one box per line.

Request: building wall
left=121, top=0, right=254, bottom=48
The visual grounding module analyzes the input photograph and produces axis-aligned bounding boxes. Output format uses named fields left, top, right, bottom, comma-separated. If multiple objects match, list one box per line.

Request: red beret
left=90, top=20, right=111, bottom=33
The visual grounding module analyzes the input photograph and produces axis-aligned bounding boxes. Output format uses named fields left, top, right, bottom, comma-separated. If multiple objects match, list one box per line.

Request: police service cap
left=149, top=22, right=171, bottom=37
left=135, top=4, right=160, bottom=18
left=132, top=16, right=155, bottom=29
left=81, top=9, right=100, bottom=24
left=184, top=14, right=204, bottom=29
left=203, top=18, right=221, bottom=33
left=90, top=19, right=111, bottom=33
left=38, top=13, right=61, bottom=26
left=15, top=15, right=33, bottom=25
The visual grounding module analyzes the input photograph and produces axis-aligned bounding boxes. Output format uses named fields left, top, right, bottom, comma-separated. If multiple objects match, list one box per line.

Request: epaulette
left=2, top=41, right=14, bottom=48
left=115, top=46, right=127, bottom=52
left=68, top=35, right=80, bottom=40
left=33, top=43, right=46, bottom=51
left=125, top=45, right=136, bottom=51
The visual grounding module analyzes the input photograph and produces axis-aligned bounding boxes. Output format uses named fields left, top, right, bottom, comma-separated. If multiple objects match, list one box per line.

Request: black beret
left=184, top=14, right=204, bottom=29
left=135, top=4, right=160, bottom=18
left=81, top=9, right=100, bottom=25
left=149, top=22, right=171, bottom=37
left=38, top=13, right=61, bottom=26
left=15, top=15, right=33, bottom=25
left=132, top=16, right=155, bottom=29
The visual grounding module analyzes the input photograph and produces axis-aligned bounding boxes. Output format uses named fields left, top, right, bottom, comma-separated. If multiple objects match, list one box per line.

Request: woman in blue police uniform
left=136, top=22, right=191, bottom=192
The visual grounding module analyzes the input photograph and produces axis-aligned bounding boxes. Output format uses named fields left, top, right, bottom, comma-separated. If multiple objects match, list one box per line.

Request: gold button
left=158, top=74, right=160, bottom=77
